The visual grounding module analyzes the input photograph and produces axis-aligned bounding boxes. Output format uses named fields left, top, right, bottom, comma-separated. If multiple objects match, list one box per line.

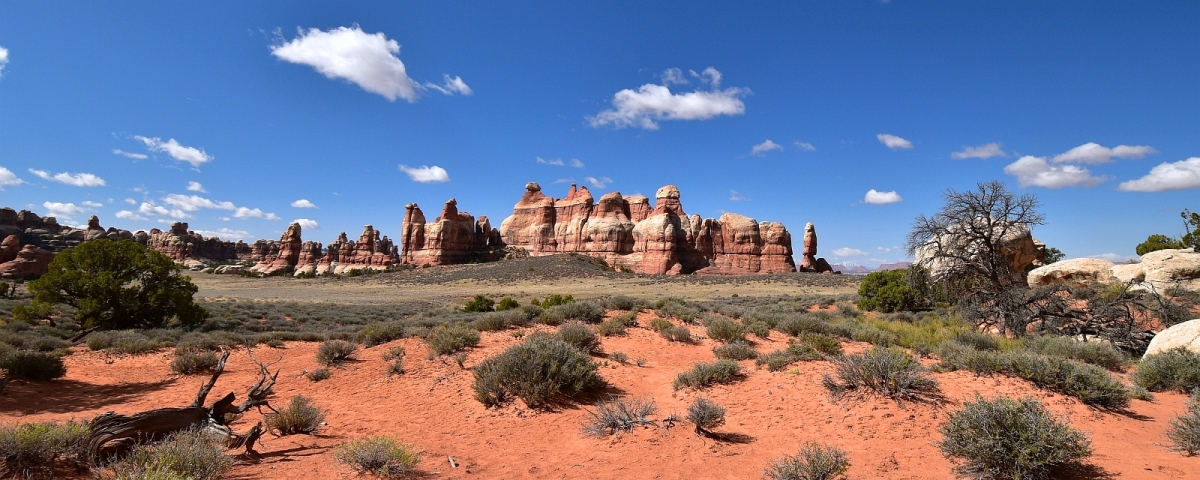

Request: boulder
left=1144, top=319, right=1200, bottom=359
left=0, top=235, right=19, bottom=264
left=1139, top=249, right=1200, bottom=292
left=0, top=244, right=54, bottom=279
left=914, top=220, right=1045, bottom=285
left=250, top=222, right=303, bottom=275
left=1027, top=258, right=1117, bottom=288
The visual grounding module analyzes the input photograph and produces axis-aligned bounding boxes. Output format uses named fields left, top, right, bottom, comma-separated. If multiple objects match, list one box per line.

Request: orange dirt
left=2, top=312, right=1197, bottom=479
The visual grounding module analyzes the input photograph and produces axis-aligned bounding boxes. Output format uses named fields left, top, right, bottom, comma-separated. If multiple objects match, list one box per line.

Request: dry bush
left=557, top=322, right=601, bottom=354
left=822, top=347, right=941, bottom=405
left=0, top=348, right=65, bottom=381
left=316, top=339, right=358, bottom=367
left=674, top=359, right=741, bottom=390
left=706, top=317, right=747, bottom=343
left=170, top=350, right=220, bottom=375
left=1134, top=347, right=1200, bottom=393
left=425, top=323, right=480, bottom=357
left=582, top=396, right=657, bottom=436
left=687, top=397, right=726, bottom=435
left=305, top=368, right=331, bottom=382
left=714, top=341, right=758, bottom=360
left=265, top=395, right=326, bottom=435
left=938, top=395, right=1091, bottom=479
left=472, top=334, right=603, bottom=407
left=1168, top=391, right=1200, bottom=456
left=660, top=325, right=695, bottom=343
left=109, top=428, right=232, bottom=480
left=757, top=344, right=821, bottom=372
left=0, top=420, right=90, bottom=477
left=764, top=442, right=850, bottom=480
left=335, top=435, right=420, bottom=478
left=540, top=301, right=605, bottom=324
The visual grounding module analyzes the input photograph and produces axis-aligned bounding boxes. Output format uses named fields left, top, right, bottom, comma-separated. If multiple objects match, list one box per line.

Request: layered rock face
left=1029, top=248, right=1200, bottom=293
left=797, top=222, right=835, bottom=273
left=249, top=223, right=304, bottom=275
left=915, top=221, right=1046, bottom=285
left=0, top=244, right=55, bottom=279
left=1144, top=318, right=1200, bottom=358
left=141, top=222, right=250, bottom=264
left=401, top=199, right=503, bottom=266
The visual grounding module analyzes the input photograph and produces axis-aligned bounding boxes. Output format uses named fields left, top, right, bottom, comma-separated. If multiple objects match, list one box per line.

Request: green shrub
left=673, top=359, right=741, bottom=390
left=472, top=334, right=603, bottom=407
left=687, top=397, right=726, bottom=435
left=596, top=319, right=627, bottom=337
left=306, top=368, right=331, bottom=382
left=170, top=350, right=220, bottom=375
left=764, top=442, right=851, bottom=480
left=745, top=321, right=771, bottom=339
left=463, top=294, right=495, bottom=312
left=495, top=297, right=520, bottom=311
left=109, top=428, right=232, bottom=480
left=474, top=308, right=537, bottom=331
left=660, top=325, right=695, bottom=343
left=655, top=298, right=700, bottom=322
left=557, top=322, right=601, bottom=354
left=757, top=344, right=821, bottom=372
left=583, top=396, right=657, bottom=436
left=335, top=435, right=420, bottom=478
left=317, top=339, right=358, bottom=367
left=800, top=333, right=842, bottom=355
left=938, top=396, right=1092, bottom=479
left=776, top=314, right=826, bottom=337
left=0, top=420, right=90, bottom=477
left=706, top=317, right=746, bottom=343
left=609, top=351, right=629, bottom=364
left=537, top=294, right=575, bottom=309
left=1020, top=335, right=1127, bottom=371
left=856, top=267, right=929, bottom=313
left=265, top=395, right=326, bottom=435
left=357, top=322, right=408, bottom=346
left=540, top=301, right=605, bottom=324
left=1133, top=347, right=1200, bottom=392
left=649, top=317, right=674, bottom=332
left=0, top=349, right=66, bottom=381
left=605, top=295, right=639, bottom=311
left=1137, top=234, right=1185, bottom=256
left=86, top=330, right=171, bottom=354
left=938, top=345, right=1131, bottom=409
left=1168, top=391, right=1200, bottom=456
left=822, top=347, right=941, bottom=404
left=953, top=330, right=1001, bottom=352
left=714, top=341, right=758, bottom=360
left=425, top=323, right=480, bottom=356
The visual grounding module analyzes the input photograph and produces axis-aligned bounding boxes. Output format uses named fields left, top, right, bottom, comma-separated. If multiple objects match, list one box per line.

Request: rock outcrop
left=249, top=223, right=304, bottom=275
left=797, top=222, right=835, bottom=273
left=1143, top=318, right=1200, bottom=359
left=401, top=200, right=503, bottom=266
left=0, top=244, right=55, bottom=279
left=1026, top=249, right=1200, bottom=293
left=0, top=235, right=19, bottom=264
left=915, top=221, right=1046, bottom=285
left=1027, top=258, right=1118, bottom=288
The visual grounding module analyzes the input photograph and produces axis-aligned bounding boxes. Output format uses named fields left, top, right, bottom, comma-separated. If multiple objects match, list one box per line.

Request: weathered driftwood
left=88, top=348, right=278, bottom=459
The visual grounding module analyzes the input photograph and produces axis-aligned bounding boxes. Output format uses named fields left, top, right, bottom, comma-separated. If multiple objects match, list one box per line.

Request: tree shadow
left=704, top=430, right=756, bottom=444
left=0, top=378, right=177, bottom=414
left=1053, top=462, right=1117, bottom=480
left=536, top=384, right=629, bottom=412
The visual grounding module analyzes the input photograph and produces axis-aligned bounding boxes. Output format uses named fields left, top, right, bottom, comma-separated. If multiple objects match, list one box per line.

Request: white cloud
left=831, top=247, right=868, bottom=257
left=0, top=167, right=23, bottom=189
left=0, top=46, right=7, bottom=77
left=690, top=67, right=722, bottom=87
left=1087, top=253, right=1139, bottom=263
left=43, top=202, right=85, bottom=217
left=113, top=149, right=148, bottom=160
left=794, top=141, right=815, bottom=151
left=139, top=202, right=190, bottom=219
left=863, top=189, right=903, bottom=204
left=584, top=176, right=612, bottom=188
left=291, top=199, right=318, bottom=208
left=951, top=143, right=1007, bottom=160
left=115, top=210, right=148, bottom=221
left=661, top=68, right=687, bottom=85
left=1052, top=142, right=1157, bottom=164
left=82, top=201, right=103, bottom=208
left=729, top=190, right=747, bottom=201
left=424, top=74, right=472, bottom=96
left=186, top=181, right=206, bottom=193
left=192, top=228, right=250, bottom=241
left=1003, top=155, right=1103, bottom=189
left=134, top=136, right=212, bottom=168
left=536, top=156, right=565, bottom=166
left=1117, top=157, right=1200, bottom=192
left=570, top=158, right=585, bottom=168
left=28, top=169, right=106, bottom=187
left=876, top=134, right=913, bottom=150
left=123, top=198, right=137, bottom=205
left=233, top=207, right=281, bottom=220
left=272, top=26, right=425, bottom=102
left=293, top=218, right=319, bottom=230
left=553, top=178, right=574, bottom=184
left=399, top=165, right=450, bottom=183
left=589, top=68, right=748, bottom=130
left=750, top=139, right=782, bottom=156
left=163, top=194, right=235, bottom=212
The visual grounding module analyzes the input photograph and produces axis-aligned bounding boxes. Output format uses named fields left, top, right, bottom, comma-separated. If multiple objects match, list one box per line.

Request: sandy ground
left=3, top=308, right=1198, bottom=479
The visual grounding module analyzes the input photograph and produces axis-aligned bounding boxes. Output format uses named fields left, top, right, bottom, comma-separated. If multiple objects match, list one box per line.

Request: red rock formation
left=797, top=222, right=834, bottom=273
left=139, top=222, right=247, bottom=264
left=0, top=235, right=19, bottom=264
left=0, top=244, right=54, bottom=279
left=402, top=199, right=503, bottom=266
left=294, top=241, right=323, bottom=276
left=325, top=225, right=398, bottom=275
left=250, top=222, right=303, bottom=275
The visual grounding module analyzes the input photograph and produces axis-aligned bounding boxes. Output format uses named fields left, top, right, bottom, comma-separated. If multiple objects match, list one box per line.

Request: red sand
left=3, top=314, right=1198, bottom=479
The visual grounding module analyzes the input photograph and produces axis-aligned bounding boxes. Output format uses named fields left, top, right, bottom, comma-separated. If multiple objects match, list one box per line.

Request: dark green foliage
left=536, top=294, right=575, bottom=309
left=85, top=330, right=172, bottom=354
left=557, top=322, right=601, bottom=354
left=170, top=350, right=220, bottom=375
left=745, top=321, right=771, bottom=339
left=764, top=442, right=851, bottom=480
left=335, top=435, right=420, bottom=478
left=266, top=395, right=326, bottom=435
left=495, top=297, right=520, bottom=311
left=0, top=420, right=91, bottom=477
left=109, top=428, right=233, bottom=480
left=1043, top=247, right=1066, bottom=264
left=472, top=334, right=603, bottom=407
left=596, top=318, right=628, bottom=337
left=800, top=333, right=842, bottom=355
left=822, top=347, right=941, bottom=404
left=463, top=294, right=495, bottom=312
left=938, top=396, right=1092, bottom=480
left=425, top=323, right=480, bottom=356
left=540, top=301, right=605, bottom=324
left=317, top=339, right=358, bottom=367
left=0, top=348, right=65, bottom=380
left=660, top=325, right=695, bottom=343
left=1183, top=208, right=1200, bottom=251
left=856, top=267, right=930, bottom=313
left=687, top=397, right=726, bottom=434
left=582, top=396, right=657, bottom=436
left=306, top=368, right=331, bottom=382
left=1133, top=347, right=1200, bottom=392
left=1137, top=234, right=1185, bottom=256
left=648, top=317, right=674, bottom=332
left=673, top=359, right=742, bottom=390
left=27, top=239, right=208, bottom=329
left=1168, top=391, right=1200, bottom=456
left=705, top=317, right=746, bottom=343
left=713, top=341, right=758, bottom=360
left=1020, top=335, right=1127, bottom=371
left=757, top=344, right=821, bottom=372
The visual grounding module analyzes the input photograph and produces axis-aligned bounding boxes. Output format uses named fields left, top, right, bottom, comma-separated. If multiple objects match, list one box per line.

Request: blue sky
left=1, top=2, right=1197, bottom=267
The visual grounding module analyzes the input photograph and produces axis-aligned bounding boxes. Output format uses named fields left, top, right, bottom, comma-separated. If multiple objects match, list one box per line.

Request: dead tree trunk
left=88, top=348, right=278, bottom=459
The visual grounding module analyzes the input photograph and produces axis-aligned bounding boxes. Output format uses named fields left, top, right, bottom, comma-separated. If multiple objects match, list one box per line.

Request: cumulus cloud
left=113, top=149, right=148, bottom=160
left=952, top=143, right=1007, bottom=160
left=28, top=169, right=106, bottom=187
left=584, top=176, right=612, bottom=188
left=134, top=136, right=212, bottom=168
left=115, top=210, right=148, bottom=221
left=139, top=202, right=190, bottom=220
left=1003, top=155, right=1103, bottom=189
left=1052, top=142, right=1157, bottom=164
left=186, top=181, right=206, bottom=193
left=0, top=167, right=23, bottom=189
left=536, top=157, right=564, bottom=166
left=163, top=194, right=235, bottom=212
left=0, top=46, right=7, bottom=77
left=794, top=141, right=815, bottom=151
left=293, top=218, right=319, bottom=230
left=81, top=201, right=103, bottom=208
left=424, top=74, right=472, bottom=96
left=831, top=247, right=868, bottom=257
left=43, top=202, right=86, bottom=217
left=877, top=134, right=912, bottom=150
left=589, top=67, right=747, bottom=130
left=863, top=189, right=903, bottom=204
left=1117, top=157, right=1200, bottom=192
left=750, top=139, right=782, bottom=156
left=399, top=165, right=450, bottom=183
left=661, top=68, right=687, bottom=85
left=291, top=199, right=318, bottom=208
left=729, top=190, right=747, bottom=201
left=124, top=198, right=137, bottom=205
left=192, top=228, right=250, bottom=241
left=233, top=207, right=281, bottom=221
